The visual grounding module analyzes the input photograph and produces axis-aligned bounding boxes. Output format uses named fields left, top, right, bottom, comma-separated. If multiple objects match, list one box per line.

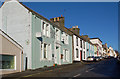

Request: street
left=2, top=58, right=120, bottom=78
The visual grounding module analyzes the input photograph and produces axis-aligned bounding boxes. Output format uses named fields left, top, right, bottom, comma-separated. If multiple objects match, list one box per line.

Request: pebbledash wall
left=1, top=0, right=73, bottom=70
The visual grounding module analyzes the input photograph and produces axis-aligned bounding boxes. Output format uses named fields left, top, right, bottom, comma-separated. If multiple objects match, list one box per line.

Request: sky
left=0, top=1, right=118, bottom=50
left=22, top=2, right=118, bottom=50
left=1, top=0, right=120, bottom=2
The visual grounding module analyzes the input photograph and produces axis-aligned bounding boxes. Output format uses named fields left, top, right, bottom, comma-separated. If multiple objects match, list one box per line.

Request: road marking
left=89, top=68, right=94, bottom=71
left=73, top=74, right=81, bottom=77
left=23, top=72, right=41, bottom=77
left=23, top=69, right=54, bottom=77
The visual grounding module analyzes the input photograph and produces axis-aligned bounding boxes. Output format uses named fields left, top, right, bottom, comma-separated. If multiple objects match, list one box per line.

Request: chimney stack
left=50, top=15, right=65, bottom=28
left=69, top=26, right=80, bottom=35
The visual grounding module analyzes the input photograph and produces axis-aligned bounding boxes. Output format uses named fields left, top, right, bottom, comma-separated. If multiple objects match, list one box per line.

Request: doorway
left=80, top=50, right=82, bottom=61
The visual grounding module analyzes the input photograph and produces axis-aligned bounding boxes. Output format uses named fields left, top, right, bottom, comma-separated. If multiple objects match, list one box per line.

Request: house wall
left=85, top=42, right=94, bottom=60
left=0, top=34, right=23, bottom=74
left=54, top=28, right=72, bottom=65
left=1, top=1, right=32, bottom=69
left=0, top=8, right=2, bottom=29
left=82, top=42, right=86, bottom=60
left=94, top=45, right=97, bottom=56
left=90, top=39, right=102, bottom=56
left=61, top=34, right=72, bottom=64
left=85, top=42, right=89, bottom=59
left=31, top=14, right=54, bottom=69
left=73, top=35, right=84, bottom=61
left=90, top=45, right=94, bottom=57
left=0, top=34, right=2, bottom=53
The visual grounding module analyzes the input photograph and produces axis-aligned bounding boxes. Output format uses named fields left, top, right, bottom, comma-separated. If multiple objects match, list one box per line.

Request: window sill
left=63, top=60, right=69, bottom=63
left=40, top=58, right=52, bottom=61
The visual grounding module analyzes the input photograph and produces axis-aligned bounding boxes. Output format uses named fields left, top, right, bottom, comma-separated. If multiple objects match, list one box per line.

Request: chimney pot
left=54, top=17, right=56, bottom=22
left=57, top=17, right=59, bottom=21
left=76, top=26, right=78, bottom=28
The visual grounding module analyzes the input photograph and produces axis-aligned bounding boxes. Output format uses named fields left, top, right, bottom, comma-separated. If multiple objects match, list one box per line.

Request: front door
left=80, top=50, right=82, bottom=61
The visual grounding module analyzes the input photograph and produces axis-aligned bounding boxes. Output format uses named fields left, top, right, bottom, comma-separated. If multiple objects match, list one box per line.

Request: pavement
left=1, top=58, right=120, bottom=79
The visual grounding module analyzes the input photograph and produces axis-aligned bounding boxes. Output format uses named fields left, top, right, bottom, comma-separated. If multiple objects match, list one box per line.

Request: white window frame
left=46, top=23, right=50, bottom=37
left=56, top=28, right=60, bottom=41
left=42, top=21, right=46, bottom=36
left=41, top=43, right=48, bottom=60
left=48, top=44, right=52, bottom=60
left=14, top=56, right=16, bottom=70
left=65, top=34, right=69, bottom=44
left=41, top=20, right=50, bottom=37
left=63, top=49, right=69, bottom=62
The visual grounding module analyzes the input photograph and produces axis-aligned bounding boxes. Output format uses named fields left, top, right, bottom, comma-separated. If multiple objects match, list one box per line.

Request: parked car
left=108, top=56, right=114, bottom=59
left=117, top=56, right=120, bottom=62
left=94, top=57, right=100, bottom=61
left=99, top=56, right=103, bottom=60
left=104, top=56, right=108, bottom=59
left=87, top=56, right=95, bottom=61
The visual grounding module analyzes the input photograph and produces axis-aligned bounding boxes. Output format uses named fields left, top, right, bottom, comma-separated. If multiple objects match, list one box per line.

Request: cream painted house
left=90, top=38, right=102, bottom=57
left=0, top=29, right=24, bottom=75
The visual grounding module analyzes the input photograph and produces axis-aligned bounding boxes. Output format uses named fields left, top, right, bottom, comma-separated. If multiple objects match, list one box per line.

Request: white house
left=69, top=26, right=86, bottom=61
left=108, top=46, right=115, bottom=57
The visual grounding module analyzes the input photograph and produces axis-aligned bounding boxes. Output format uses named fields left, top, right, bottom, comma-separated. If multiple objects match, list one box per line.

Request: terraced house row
left=0, top=0, right=117, bottom=75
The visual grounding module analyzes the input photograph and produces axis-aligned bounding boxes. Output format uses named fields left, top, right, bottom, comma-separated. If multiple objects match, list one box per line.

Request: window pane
left=0, top=55, right=14, bottom=69
left=76, top=49, right=78, bottom=58
left=44, top=44, right=47, bottom=58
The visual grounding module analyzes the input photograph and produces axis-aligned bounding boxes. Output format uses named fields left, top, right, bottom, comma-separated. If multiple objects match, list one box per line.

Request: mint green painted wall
left=57, top=31, right=73, bottom=65
left=31, top=14, right=54, bottom=69
left=31, top=13, right=73, bottom=69
left=61, top=35, right=73, bottom=64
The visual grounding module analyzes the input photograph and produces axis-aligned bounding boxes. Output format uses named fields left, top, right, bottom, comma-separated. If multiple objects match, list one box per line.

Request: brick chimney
left=50, top=15, right=65, bottom=28
left=69, top=26, right=80, bottom=35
